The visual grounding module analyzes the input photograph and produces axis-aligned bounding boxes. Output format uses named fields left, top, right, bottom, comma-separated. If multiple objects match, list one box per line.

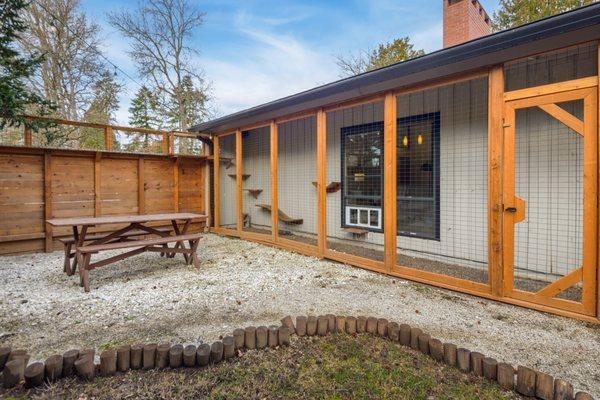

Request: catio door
left=503, top=81, right=597, bottom=316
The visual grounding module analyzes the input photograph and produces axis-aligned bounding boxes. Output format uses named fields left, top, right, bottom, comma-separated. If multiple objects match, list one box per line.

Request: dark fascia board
left=192, top=3, right=600, bottom=134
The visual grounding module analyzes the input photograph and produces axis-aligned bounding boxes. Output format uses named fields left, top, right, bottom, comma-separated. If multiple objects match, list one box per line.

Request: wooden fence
left=0, top=145, right=208, bottom=255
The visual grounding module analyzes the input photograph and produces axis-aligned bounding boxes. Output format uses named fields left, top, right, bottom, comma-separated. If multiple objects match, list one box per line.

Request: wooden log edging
left=0, top=315, right=595, bottom=400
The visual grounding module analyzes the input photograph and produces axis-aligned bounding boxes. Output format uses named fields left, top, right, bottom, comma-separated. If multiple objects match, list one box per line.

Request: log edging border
left=0, top=314, right=595, bottom=399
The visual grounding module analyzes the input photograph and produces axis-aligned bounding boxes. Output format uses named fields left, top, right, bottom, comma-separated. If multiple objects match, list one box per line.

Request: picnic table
left=46, top=213, right=207, bottom=292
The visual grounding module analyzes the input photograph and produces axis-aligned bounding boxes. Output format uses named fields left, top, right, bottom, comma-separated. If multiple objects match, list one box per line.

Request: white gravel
left=0, top=233, right=598, bottom=396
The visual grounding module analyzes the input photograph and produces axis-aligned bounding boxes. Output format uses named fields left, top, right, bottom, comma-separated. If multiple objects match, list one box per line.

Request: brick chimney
left=443, top=0, right=491, bottom=48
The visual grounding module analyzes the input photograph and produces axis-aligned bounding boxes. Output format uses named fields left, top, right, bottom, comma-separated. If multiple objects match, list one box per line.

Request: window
left=341, top=122, right=383, bottom=231
left=397, top=112, right=440, bottom=240
left=340, top=114, right=440, bottom=238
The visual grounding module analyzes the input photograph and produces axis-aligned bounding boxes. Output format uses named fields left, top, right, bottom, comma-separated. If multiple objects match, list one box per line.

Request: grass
left=3, top=334, right=522, bottom=400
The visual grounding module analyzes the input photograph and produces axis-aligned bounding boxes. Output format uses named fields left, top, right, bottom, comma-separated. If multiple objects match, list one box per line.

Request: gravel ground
left=0, top=233, right=598, bottom=396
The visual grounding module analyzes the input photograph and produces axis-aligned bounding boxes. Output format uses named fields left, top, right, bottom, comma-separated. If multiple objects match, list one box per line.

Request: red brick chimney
left=443, top=0, right=491, bottom=48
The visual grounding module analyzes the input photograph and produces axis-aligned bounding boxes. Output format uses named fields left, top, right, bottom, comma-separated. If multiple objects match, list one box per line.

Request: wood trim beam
left=270, top=120, right=278, bottom=240
left=383, top=92, right=397, bottom=273
left=504, top=76, right=598, bottom=101
left=536, top=267, right=583, bottom=298
left=582, top=88, right=598, bottom=315
left=236, top=129, right=243, bottom=233
left=538, top=103, right=584, bottom=135
left=488, top=65, right=504, bottom=296
left=213, top=136, right=220, bottom=228
left=316, top=109, right=327, bottom=257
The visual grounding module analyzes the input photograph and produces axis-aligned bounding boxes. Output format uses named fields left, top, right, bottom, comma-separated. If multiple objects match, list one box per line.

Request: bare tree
left=108, top=0, right=210, bottom=131
left=337, top=37, right=425, bottom=77
left=18, top=0, right=107, bottom=121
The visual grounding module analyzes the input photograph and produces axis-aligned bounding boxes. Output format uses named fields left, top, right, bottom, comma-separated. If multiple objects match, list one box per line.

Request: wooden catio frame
left=209, top=42, right=600, bottom=323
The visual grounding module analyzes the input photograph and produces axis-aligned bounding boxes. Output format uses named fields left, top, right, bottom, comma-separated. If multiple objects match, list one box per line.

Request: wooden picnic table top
left=46, top=212, right=207, bottom=227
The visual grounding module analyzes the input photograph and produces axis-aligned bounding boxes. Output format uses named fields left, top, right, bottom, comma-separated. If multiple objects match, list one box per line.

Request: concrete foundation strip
left=0, top=316, right=595, bottom=400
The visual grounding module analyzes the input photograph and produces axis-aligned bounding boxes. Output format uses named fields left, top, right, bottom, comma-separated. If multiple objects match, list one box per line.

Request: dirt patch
left=0, top=233, right=598, bottom=396
left=2, top=334, right=523, bottom=400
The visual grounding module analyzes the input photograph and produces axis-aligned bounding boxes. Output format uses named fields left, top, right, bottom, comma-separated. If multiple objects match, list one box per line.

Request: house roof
left=191, top=3, right=600, bottom=134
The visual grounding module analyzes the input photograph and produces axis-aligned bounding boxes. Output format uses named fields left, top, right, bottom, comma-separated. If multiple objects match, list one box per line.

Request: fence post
left=162, top=133, right=169, bottom=154
left=24, top=118, right=32, bottom=146
left=104, top=126, right=113, bottom=151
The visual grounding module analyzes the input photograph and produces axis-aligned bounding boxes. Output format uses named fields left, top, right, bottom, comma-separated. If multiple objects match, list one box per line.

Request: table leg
left=171, top=219, right=191, bottom=263
left=68, top=225, right=88, bottom=276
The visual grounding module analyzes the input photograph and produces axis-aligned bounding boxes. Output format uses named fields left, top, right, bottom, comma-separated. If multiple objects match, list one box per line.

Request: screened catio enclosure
left=202, top=5, right=600, bottom=323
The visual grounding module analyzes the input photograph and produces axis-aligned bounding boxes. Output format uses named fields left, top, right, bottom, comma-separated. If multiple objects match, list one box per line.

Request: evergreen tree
left=80, top=71, right=122, bottom=149
left=0, top=0, right=54, bottom=131
left=129, top=85, right=161, bottom=129
left=492, top=0, right=596, bottom=31
left=165, top=75, right=206, bottom=153
left=127, top=85, right=162, bottom=152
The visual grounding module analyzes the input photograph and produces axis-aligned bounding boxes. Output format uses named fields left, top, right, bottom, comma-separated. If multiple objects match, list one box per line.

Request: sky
left=83, top=0, right=499, bottom=125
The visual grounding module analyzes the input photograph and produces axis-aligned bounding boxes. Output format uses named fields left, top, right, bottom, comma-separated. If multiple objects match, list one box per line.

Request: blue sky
left=83, top=0, right=499, bottom=124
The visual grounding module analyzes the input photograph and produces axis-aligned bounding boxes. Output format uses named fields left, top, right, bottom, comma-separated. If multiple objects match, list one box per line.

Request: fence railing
left=1, top=115, right=208, bottom=156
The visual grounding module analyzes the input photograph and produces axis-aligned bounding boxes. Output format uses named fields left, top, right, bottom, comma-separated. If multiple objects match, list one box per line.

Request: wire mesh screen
left=396, top=77, right=489, bottom=285
left=277, top=116, right=317, bottom=245
left=504, top=42, right=598, bottom=91
left=326, top=102, right=385, bottom=262
left=242, top=126, right=271, bottom=235
left=118, top=131, right=164, bottom=154
left=513, top=101, right=583, bottom=302
left=32, top=125, right=105, bottom=150
left=0, top=126, right=25, bottom=146
left=218, top=134, right=237, bottom=230
left=174, top=136, right=203, bottom=155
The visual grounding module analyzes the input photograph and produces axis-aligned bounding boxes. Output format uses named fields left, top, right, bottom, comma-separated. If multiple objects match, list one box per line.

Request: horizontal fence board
left=0, top=146, right=207, bottom=255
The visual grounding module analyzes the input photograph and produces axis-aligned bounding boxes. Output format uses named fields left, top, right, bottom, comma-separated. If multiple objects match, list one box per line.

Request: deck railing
left=1, top=115, right=208, bottom=156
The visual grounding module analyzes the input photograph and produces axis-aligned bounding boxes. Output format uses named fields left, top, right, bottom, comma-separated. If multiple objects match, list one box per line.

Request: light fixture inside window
left=402, top=135, right=409, bottom=147
left=417, top=134, right=423, bottom=145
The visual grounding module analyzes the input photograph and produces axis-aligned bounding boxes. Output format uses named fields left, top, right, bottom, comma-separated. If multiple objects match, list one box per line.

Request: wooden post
left=383, top=92, right=397, bottom=273
left=173, top=157, right=179, bottom=212
left=44, top=152, right=53, bottom=252
left=236, top=129, right=243, bottom=232
left=316, top=109, right=326, bottom=257
left=94, top=152, right=101, bottom=217
left=169, top=133, right=175, bottom=155
left=270, top=120, right=278, bottom=239
left=24, top=119, right=32, bottom=146
left=213, top=136, right=220, bottom=229
left=104, top=126, right=113, bottom=151
left=162, top=133, right=169, bottom=154
left=138, top=157, right=145, bottom=214
left=488, top=65, right=505, bottom=296
left=597, top=42, right=600, bottom=320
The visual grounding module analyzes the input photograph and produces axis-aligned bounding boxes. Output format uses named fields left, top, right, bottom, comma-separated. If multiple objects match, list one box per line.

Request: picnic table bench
left=59, top=227, right=173, bottom=275
left=46, top=213, right=207, bottom=292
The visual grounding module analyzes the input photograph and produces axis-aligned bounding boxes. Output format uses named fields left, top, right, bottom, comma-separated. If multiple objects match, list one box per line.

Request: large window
left=341, top=122, right=383, bottom=231
left=341, top=114, right=440, bottom=238
left=397, top=112, right=440, bottom=240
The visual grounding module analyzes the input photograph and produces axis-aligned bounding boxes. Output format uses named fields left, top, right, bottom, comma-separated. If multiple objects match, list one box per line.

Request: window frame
left=396, top=112, right=441, bottom=241
left=340, top=121, right=385, bottom=233
left=339, top=113, right=441, bottom=240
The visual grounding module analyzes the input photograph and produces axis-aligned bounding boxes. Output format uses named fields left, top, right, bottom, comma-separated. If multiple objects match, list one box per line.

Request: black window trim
left=340, top=121, right=385, bottom=234
left=340, top=112, right=440, bottom=240
left=396, top=112, right=441, bottom=241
